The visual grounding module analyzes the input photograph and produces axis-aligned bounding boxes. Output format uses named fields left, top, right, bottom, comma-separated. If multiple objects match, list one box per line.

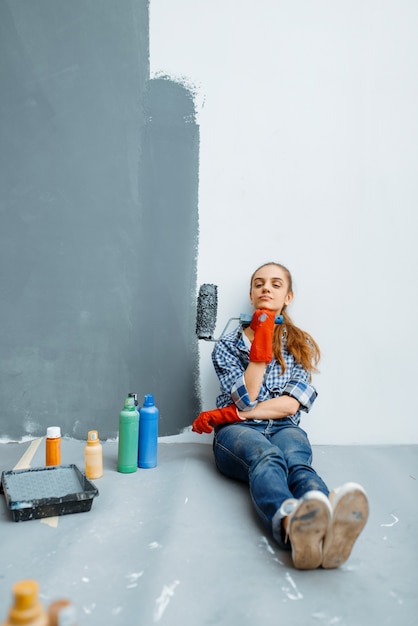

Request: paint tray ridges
left=1, top=464, right=99, bottom=522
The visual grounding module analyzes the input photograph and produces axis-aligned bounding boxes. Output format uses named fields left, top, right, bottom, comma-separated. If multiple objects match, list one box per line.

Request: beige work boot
left=280, top=491, right=332, bottom=570
left=322, top=482, right=369, bottom=569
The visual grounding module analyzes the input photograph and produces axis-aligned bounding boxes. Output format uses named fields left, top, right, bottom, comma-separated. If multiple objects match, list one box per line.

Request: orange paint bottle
left=1, top=579, right=48, bottom=626
left=47, top=599, right=77, bottom=626
left=45, top=427, right=61, bottom=466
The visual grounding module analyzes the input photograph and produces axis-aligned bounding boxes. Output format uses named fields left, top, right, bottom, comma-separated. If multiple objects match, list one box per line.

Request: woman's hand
left=192, top=405, right=244, bottom=434
left=249, top=309, right=276, bottom=362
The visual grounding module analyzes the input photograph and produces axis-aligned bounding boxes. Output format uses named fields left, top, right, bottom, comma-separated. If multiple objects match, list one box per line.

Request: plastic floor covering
left=0, top=436, right=417, bottom=625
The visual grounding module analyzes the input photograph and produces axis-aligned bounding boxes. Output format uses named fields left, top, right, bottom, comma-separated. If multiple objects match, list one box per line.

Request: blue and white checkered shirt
left=212, top=327, right=317, bottom=425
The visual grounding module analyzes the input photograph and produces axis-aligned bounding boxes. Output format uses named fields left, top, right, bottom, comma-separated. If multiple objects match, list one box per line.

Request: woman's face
left=249, top=264, right=293, bottom=314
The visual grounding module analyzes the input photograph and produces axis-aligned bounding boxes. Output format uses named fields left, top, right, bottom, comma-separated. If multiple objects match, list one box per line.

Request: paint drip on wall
left=136, top=75, right=201, bottom=436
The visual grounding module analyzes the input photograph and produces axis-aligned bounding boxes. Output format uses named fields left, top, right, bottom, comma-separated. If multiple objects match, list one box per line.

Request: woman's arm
left=243, top=361, right=268, bottom=401
left=241, top=359, right=318, bottom=420
left=212, top=333, right=260, bottom=411
left=212, top=329, right=317, bottom=416
left=238, top=395, right=300, bottom=421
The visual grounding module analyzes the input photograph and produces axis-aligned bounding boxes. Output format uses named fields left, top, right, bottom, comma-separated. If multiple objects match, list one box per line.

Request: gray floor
left=0, top=437, right=417, bottom=625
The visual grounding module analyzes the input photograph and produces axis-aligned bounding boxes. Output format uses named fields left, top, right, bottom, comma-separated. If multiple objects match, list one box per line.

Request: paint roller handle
left=240, top=313, right=283, bottom=326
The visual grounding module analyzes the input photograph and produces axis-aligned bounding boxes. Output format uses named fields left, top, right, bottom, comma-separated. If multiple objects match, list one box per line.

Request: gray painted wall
left=0, top=0, right=200, bottom=440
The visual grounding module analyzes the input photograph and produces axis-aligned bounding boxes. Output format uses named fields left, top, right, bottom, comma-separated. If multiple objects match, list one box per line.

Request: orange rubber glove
left=249, top=309, right=276, bottom=362
left=192, top=405, right=243, bottom=434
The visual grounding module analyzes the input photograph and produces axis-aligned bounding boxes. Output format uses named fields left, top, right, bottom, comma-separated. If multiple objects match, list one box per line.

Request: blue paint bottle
left=138, top=394, right=159, bottom=468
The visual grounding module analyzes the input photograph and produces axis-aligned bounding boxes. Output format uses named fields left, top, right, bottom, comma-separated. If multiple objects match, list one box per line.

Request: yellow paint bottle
left=84, top=430, right=103, bottom=479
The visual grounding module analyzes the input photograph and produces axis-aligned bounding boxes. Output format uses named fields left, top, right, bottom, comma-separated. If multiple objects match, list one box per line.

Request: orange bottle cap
left=13, top=579, right=39, bottom=610
left=8, top=579, right=45, bottom=622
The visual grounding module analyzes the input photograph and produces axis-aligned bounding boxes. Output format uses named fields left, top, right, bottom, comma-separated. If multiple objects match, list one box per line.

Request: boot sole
left=322, top=488, right=369, bottom=569
left=288, top=498, right=331, bottom=570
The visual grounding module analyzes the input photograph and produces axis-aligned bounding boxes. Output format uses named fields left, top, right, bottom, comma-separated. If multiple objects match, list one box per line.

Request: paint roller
left=196, top=283, right=283, bottom=342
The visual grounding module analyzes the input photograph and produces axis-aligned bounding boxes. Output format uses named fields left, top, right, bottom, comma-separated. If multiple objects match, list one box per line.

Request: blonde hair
left=250, top=262, right=320, bottom=377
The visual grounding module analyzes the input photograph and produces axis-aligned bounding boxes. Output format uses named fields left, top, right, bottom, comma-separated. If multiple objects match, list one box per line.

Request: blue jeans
left=213, top=419, right=329, bottom=548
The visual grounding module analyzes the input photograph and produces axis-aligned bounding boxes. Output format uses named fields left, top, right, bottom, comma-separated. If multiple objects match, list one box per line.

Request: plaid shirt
left=212, top=327, right=317, bottom=425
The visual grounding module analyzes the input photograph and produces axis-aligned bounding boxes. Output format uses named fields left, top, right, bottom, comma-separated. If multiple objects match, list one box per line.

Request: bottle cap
left=13, top=580, right=39, bottom=610
left=125, top=397, right=136, bottom=409
left=9, top=580, right=44, bottom=621
left=46, top=426, right=61, bottom=439
left=128, top=392, right=138, bottom=405
left=143, top=394, right=155, bottom=407
left=87, top=430, right=99, bottom=444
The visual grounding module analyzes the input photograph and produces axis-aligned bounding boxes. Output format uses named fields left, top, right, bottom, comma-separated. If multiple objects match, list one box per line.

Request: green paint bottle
left=117, top=397, right=139, bottom=473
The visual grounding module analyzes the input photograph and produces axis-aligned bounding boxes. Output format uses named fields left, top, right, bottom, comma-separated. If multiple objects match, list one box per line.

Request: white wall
left=150, top=0, right=418, bottom=444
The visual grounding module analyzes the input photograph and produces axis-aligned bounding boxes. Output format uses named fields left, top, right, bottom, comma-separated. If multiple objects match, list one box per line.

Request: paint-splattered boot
left=321, top=482, right=369, bottom=569
left=280, top=491, right=332, bottom=570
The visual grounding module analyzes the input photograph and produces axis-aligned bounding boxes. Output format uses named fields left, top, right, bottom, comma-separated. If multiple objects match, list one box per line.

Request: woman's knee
left=213, top=434, right=250, bottom=482
left=213, top=425, right=276, bottom=481
left=249, top=446, right=288, bottom=483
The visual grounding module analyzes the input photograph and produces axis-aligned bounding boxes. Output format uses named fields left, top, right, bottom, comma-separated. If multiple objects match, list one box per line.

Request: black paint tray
left=1, top=464, right=99, bottom=522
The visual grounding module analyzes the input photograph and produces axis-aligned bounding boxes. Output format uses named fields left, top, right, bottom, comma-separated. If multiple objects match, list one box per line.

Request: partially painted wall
left=3, top=1, right=418, bottom=445
left=0, top=0, right=200, bottom=440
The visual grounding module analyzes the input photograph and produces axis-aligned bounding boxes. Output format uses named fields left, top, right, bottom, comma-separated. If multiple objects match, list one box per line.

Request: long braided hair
left=250, top=262, right=320, bottom=378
